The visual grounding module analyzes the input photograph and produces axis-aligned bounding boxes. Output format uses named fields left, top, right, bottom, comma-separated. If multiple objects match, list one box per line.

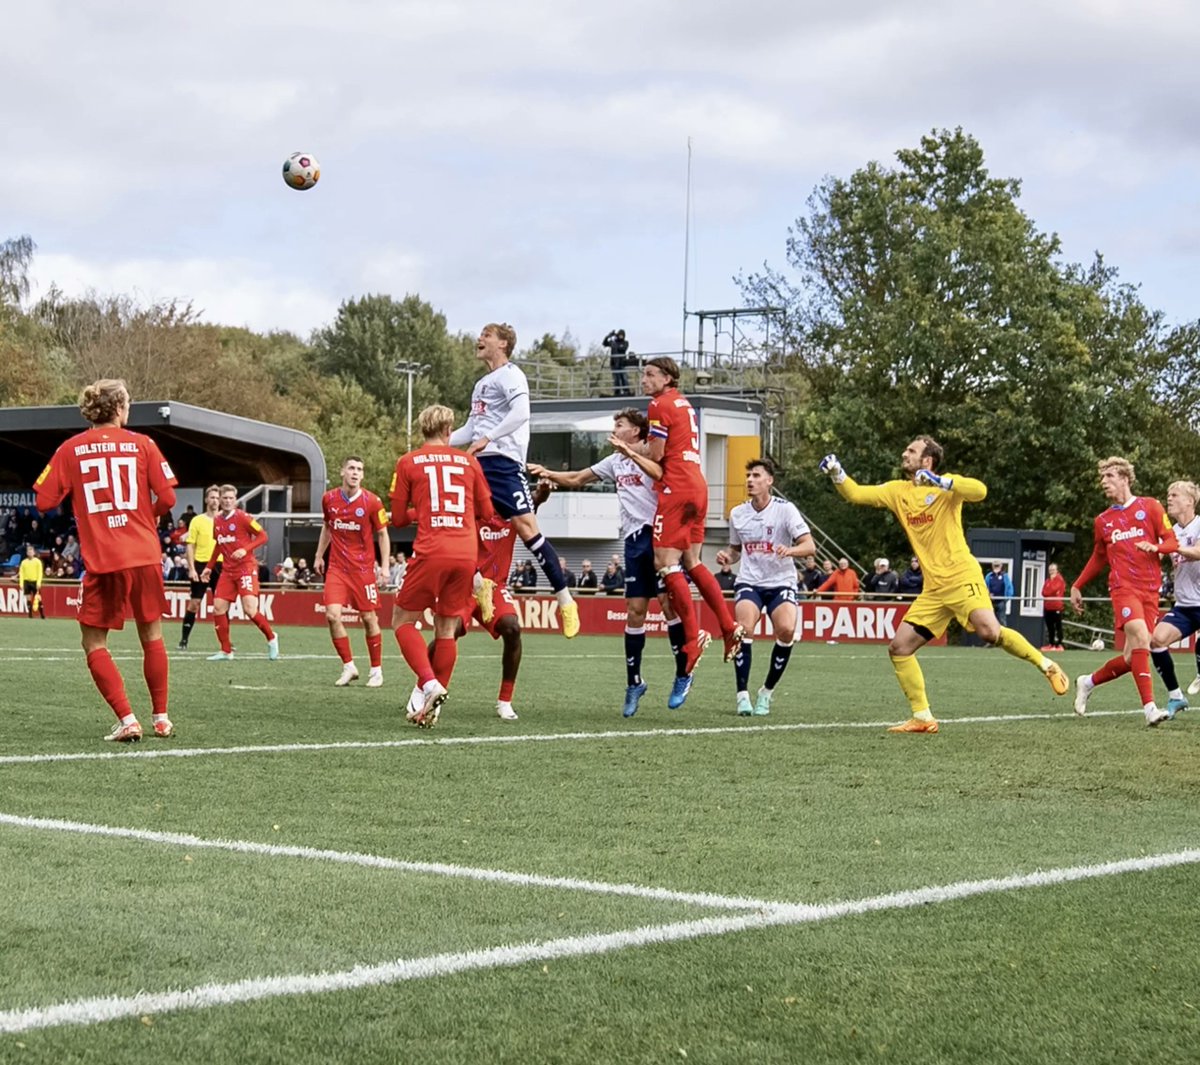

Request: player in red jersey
left=390, top=404, right=495, bottom=726
left=1070, top=456, right=1178, bottom=726
left=202, top=484, right=279, bottom=662
left=33, top=378, right=178, bottom=742
left=640, top=356, right=742, bottom=676
left=405, top=480, right=551, bottom=723
left=314, top=456, right=391, bottom=688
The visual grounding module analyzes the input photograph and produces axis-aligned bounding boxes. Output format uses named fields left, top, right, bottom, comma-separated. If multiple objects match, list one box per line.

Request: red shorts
left=215, top=568, right=260, bottom=602
left=79, top=565, right=166, bottom=630
left=394, top=554, right=474, bottom=614
left=323, top=569, right=381, bottom=614
left=1111, top=589, right=1159, bottom=631
left=454, top=582, right=519, bottom=639
left=653, top=486, right=707, bottom=551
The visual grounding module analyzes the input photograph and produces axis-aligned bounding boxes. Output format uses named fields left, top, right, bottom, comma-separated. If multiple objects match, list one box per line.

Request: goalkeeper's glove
left=818, top=454, right=846, bottom=484
left=915, top=468, right=953, bottom=491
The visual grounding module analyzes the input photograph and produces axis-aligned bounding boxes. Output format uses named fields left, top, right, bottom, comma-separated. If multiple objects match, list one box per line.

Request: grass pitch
left=2, top=618, right=1198, bottom=1063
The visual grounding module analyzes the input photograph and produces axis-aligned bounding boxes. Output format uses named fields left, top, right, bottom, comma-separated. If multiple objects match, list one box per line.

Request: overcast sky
left=4, top=1, right=1198, bottom=358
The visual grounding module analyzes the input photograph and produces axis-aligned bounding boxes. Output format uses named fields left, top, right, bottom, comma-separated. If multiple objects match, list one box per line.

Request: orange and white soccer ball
left=282, top=152, right=320, bottom=190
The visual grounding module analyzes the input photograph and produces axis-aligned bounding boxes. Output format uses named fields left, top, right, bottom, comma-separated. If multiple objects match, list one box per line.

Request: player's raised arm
left=527, top=463, right=598, bottom=489
left=818, top=454, right=892, bottom=507
left=914, top=468, right=987, bottom=502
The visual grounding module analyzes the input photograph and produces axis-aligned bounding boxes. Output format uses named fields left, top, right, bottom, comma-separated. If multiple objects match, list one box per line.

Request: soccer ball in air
left=283, top=152, right=320, bottom=190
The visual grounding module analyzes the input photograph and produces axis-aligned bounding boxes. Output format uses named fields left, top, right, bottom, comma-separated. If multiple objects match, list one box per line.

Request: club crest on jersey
left=355, top=508, right=364, bottom=517
left=1135, top=509, right=1146, bottom=520
left=925, top=494, right=936, bottom=505
left=1122, top=606, right=1132, bottom=618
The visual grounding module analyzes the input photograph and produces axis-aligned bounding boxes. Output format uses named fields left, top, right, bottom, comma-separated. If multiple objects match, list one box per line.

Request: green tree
left=740, top=128, right=1200, bottom=573
left=308, top=294, right=478, bottom=427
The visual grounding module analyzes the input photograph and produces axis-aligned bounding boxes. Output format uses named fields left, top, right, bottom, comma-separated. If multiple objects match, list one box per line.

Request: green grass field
left=2, top=618, right=1199, bottom=1064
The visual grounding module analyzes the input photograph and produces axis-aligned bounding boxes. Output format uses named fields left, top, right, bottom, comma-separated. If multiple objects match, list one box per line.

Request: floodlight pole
left=394, top=360, right=431, bottom=446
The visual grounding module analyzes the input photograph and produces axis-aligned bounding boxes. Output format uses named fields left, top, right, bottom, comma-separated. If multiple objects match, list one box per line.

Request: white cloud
left=27, top=253, right=340, bottom=338
left=3, top=0, right=1198, bottom=354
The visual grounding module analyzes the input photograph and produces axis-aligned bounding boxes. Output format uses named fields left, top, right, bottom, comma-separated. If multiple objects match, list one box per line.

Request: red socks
left=663, top=571, right=698, bottom=643
left=499, top=678, right=515, bottom=703
left=332, top=636, right=353, bottom=663
left=687, top=564, right=736, bottom=637
left=86, top=648, right=132, bottom=719
left=395, top=624, right=434, bottom=686
left=366, top=632, right=383, bottom=669
left=431, top=638, right=458, bottom=687
left=1130, top=648, right=1154, bottom=705
left=141, top=638, right=169, bottom=715
left=251, top=613, right=275, bottom=641
left=1091, top=655, right=1131, bottom=686
left=214, top=614, right=233, bottom=653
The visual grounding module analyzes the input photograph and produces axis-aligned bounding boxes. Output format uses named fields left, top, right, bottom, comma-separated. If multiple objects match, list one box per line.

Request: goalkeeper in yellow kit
left=819, top=436, right=1069, bottom=732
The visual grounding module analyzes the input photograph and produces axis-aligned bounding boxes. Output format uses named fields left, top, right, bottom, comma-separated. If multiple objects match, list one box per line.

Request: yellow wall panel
left=724, top=435, right=761, bottom=517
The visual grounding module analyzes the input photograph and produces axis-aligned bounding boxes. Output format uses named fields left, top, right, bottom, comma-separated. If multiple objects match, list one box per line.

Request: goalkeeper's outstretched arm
left=818, top=455, right=892, bottom=507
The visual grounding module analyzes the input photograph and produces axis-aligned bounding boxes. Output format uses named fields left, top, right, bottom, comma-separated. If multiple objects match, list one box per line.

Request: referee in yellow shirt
left=820, top=435, right=1069, bottom=732
left=18, top=544, right=45, bottom=619
left=179, top=485, right=222, bottom=649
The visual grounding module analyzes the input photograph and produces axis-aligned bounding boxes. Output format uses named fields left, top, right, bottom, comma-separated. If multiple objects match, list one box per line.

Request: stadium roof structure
left=0, top=401, right=326, bottom=510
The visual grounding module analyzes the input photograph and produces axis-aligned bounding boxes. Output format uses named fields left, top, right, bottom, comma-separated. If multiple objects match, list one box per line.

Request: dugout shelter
left=967, top=527, right=1076, bottom=647
left=0, top=401, right=327, bottom=566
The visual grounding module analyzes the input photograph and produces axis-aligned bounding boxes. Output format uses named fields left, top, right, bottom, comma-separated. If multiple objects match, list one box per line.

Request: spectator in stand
left=61, top=533, right=80, bottom=564
left=295, top=558, right=313, bottom=587
left=816, top=557, right=860, bottom=600
left=562, top=564, right=577, bottom=588
left=26, top=519, right=45, bottom=549
left=898, top=556, right=924, bottom=598
left=985, top=561, right=1014, bottom=621
left=800, top=557, right=824, bottom=597
left=578, top=559, right=599, bottom=591
left=603, top=328, right=632, bottom=397
left=181, top=504, right=197, bottom=525
left=519, top=560, right=538, bottom=590
left=609, top=554, right=625, bottom=585
left=278, top=557, right=297, bottom=586
left=389, top=554, right=406, bottom=589
left=1041, top=562, right=1066, bottom=651
left=601, top=560, right=623, bottom=595
left=715, top=560, right=737, bottom=592
left=864, top=558, right=900, bottom=597
left=169, top=518, right=190, bottom=550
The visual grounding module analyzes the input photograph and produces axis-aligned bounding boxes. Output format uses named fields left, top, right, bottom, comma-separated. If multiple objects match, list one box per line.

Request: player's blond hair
left=484, top=322, right=517, bottom=358
left=418, top=404, right=456, bottom=440
left=218, top=483, right=238, bottom=496
left=1169, top=480, right=1200, bottom=507
left=1098, top=456, right=1135, bottom=485
left=78, top=379, right=129, bottom=425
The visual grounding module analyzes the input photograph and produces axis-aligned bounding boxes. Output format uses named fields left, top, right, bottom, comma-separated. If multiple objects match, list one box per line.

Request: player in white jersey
left=450, top=322, right=579, bottom=638
left=715, top=458, right=816, bottom=717
left=1148, top=479, right=1200, bottom=718
left=530, top=408, right=685, bottom=718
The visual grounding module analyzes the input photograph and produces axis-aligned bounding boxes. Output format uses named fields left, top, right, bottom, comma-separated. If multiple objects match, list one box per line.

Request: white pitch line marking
left=0, top=813, right=777, bottom=912
left=0, top=709, right=1145, bottom=767
left=2, top=845, right=1196, bottom=1035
